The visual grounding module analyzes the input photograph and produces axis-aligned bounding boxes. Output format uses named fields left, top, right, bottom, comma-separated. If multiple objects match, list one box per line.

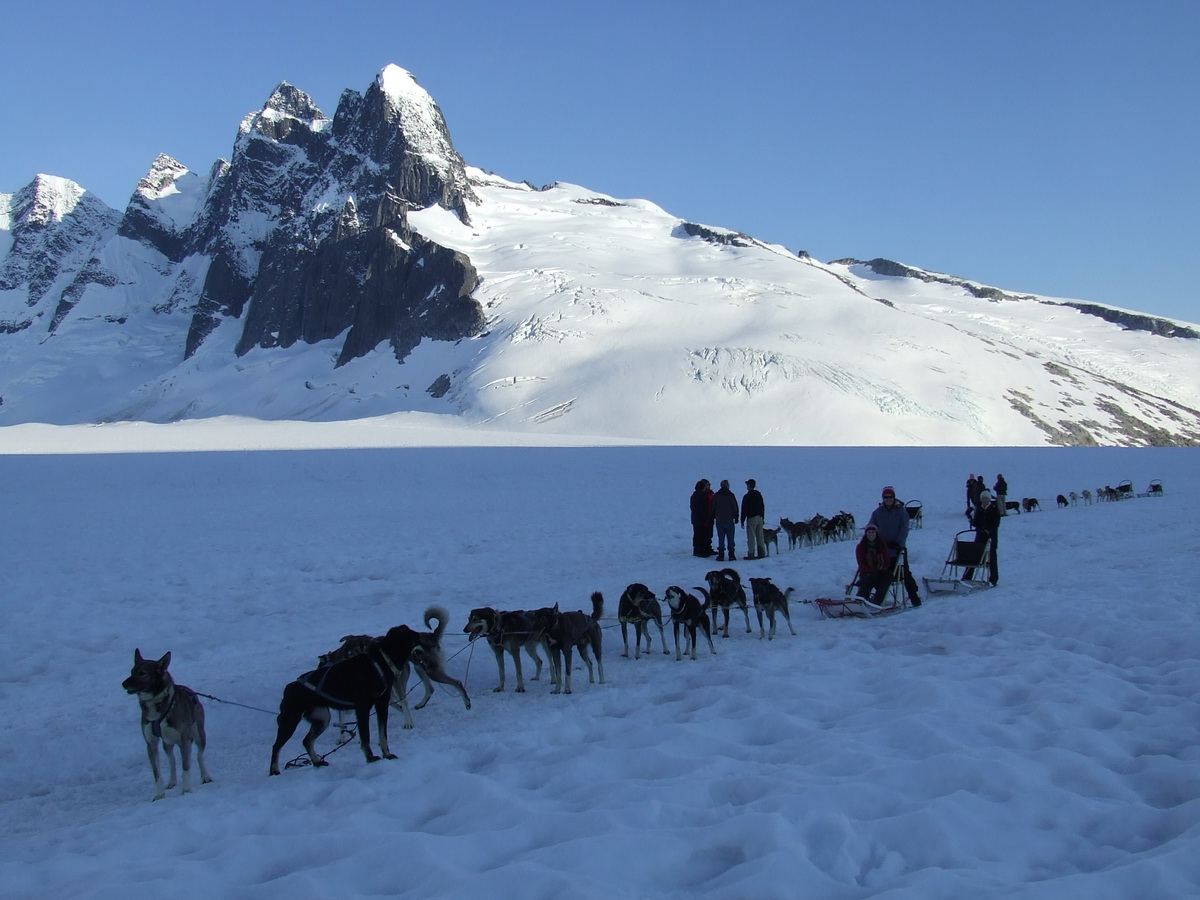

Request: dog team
left=125, top=571, right=796, bottom=799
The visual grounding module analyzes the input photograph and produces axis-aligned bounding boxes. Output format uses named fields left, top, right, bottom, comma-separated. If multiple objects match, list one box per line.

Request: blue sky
left=5, top=0, right=1197, bottom=323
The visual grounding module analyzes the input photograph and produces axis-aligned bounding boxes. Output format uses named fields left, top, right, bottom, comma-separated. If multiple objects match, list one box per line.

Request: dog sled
left=905, top=499, right=923, bottom=530
left=811, top=561, right=913, bottom=619
left=1138, top=479, right=1164, bottom=498
left=923, top=529, right=992, bottom=594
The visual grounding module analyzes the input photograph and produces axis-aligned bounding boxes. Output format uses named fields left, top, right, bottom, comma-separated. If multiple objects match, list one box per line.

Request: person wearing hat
left=689, top=479, right=716, bottom=557
left=963, top=489, right=1001, bottom=584
left=854, top=522, right=894, bottom=605
left=867, top=486, right=922, bottom=606
left=712, top=479, right=740, bottom=561
left=994, top=474, right=1009, bottom=516
left=740, top=479, right=766, bottom=560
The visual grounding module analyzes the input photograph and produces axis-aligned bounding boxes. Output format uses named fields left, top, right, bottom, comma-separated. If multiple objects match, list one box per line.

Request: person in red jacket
left=854, top=523, right=894, bottom=605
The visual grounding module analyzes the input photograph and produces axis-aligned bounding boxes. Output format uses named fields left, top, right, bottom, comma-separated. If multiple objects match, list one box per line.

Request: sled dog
left=122, top=649, right=213, bottom=800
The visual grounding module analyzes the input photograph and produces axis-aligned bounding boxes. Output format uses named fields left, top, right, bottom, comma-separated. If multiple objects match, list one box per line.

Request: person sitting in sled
left=854, top=523, right=893, bottom=605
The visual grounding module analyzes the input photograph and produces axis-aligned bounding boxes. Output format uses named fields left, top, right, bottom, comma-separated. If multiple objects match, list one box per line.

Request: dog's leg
left=688, top=624, right=699, bottom=660
left=621, top=621, right=632, bottom=658
left=162, top=741, right=179, bottom=792
left=355, top=704, right=380, bottom=763
left=425, top=661, right=472, bottom=710
left=673, top=621, right=684, bottom=661
left=301, top=707, right=332, bottom=768
left=700, top=618, right=717, bottom=656
left=492, top=644, right=510, bottom=692
left=374, top=698, right=396, bottom=761
left=393, top=662, right=417, bottom=729
left=655, top=619, right=670, bottom=654
left=143, top=731, right=168, bottom=800
left=593, top=630, right=605, bottom=685
left=564, top=645, right=577, bottom=694
left=527, top=640, right=544, bottom=682
left=270, top=691, right=306, bottom=776
left=412, top=663, right=436, bottom=711
left=756, top=607, right=766, bottom=640
left=176, top=737, right=195, bottom=795
left=577, top=643, right=595, bottom=685
left=193, top=704, right=213, bottom=786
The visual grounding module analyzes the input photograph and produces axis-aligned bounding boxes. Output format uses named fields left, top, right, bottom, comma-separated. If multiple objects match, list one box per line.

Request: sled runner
left=905, top=499, right=923, bottom=529
left=923, top=529, right=992, bottom=594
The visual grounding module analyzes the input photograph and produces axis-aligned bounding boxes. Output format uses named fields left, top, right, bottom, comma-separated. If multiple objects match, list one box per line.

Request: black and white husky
left=748, top=576, right=797, bottom=640
left=122, top=649, right=213, bottom=801
left=695, top=568, right=751, bottom=638
left=663, top=586, right=716, bottom=660
left=617, top=583, right=669, bottom=659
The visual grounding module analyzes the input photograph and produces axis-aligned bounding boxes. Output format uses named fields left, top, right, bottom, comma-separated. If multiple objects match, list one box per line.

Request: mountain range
left=2, top=64, right=1197, bottom=446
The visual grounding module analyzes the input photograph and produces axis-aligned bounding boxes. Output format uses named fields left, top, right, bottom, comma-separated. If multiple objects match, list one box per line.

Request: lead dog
left=122, top=649, right=213, bottom=800
left=695, top=568, right=751, bottom=638
left=463, top=606, right=545, bottom=692
left=748, top=576, right=797, bottom=640
left=269, top=623, right=419, bottom=775
left=617, top=583, right=669, bottom=659
left=663, top=585, right=717, bottom=660
left=323, top=605, right=470, bottom=729
left=531, top=592, right=606, bottom=694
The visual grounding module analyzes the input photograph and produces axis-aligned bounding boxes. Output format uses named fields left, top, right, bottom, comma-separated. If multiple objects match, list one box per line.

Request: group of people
left=967, top=472, right=1008, bottom=516
left=690, top=475, right=1001, bottom=609
left=689, top=478, right=769, bottom=561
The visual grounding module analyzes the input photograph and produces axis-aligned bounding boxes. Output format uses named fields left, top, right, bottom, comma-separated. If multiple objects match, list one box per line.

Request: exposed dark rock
left=677, top=222, right=755, bottom=248
left=1062, top=302, right=1198, bottom=339
left=426, top=374, right=451, bottom=398
left=837, top=258, right=1032, bottom=302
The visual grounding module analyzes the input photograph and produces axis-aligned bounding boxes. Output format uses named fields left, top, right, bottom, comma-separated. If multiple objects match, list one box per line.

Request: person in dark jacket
left=867, top=486, right=922, bottom=606
left=711, top=480, right=740, bottom=561
left=994, top=474, right=1009, bottom=516
left=740, top=479, right=766, bottom=559
left=690, top=479, right=715, bottom=557
left=963, top=490, right=1001, bottom=584
left=854, top=523, right=893, bottom=605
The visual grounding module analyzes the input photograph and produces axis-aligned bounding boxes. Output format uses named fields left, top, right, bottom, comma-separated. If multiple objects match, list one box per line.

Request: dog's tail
left=692, top=586, right=711, bottom=609
left=424, top=605, right=451, bottom=641
left=589, top=591, right=604, bottom=621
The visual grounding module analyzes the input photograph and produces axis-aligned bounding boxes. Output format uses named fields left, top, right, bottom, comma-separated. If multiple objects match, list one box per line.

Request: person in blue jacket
left=867, top=485, right=922, bottom=607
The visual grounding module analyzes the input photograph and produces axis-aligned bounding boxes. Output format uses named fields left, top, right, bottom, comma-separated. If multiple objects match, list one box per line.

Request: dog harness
left=143, top=684, right=197, bottom=737
left=299, top=648, right=392, bottom=708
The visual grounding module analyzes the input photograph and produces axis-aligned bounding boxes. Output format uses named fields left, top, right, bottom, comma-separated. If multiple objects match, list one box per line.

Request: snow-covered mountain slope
left=1, top=67, right=1198, bottom=446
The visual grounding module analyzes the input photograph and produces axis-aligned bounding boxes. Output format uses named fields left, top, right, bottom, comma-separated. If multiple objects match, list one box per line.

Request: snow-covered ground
left=1, top=423, right=1197, bottom=898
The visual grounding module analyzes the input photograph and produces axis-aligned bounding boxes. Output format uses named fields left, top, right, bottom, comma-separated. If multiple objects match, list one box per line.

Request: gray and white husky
left=122, top=649, right=213, bottom=800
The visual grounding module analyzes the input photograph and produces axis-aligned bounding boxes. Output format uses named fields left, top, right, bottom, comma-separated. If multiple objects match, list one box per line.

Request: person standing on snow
left=964, top=490, right=1001, bottom=585
left=712, top=480, right=740, bottom=561
left=994, top=473, right=1009, bottom=516
left=741, top=479, right=766, bottom=560
left=867, top=485, right=922, bottom=607
left=690, top=479, right=715, bottom=557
